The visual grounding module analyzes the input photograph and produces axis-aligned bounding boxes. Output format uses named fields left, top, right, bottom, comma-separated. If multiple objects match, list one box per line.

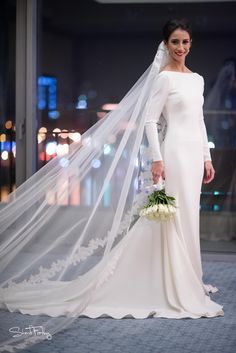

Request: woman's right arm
left=144, top=73, right=170, bottom=182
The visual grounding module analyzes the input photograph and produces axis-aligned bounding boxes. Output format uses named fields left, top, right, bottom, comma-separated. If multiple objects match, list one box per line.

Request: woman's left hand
left=203, top=161, right=215, bottom=184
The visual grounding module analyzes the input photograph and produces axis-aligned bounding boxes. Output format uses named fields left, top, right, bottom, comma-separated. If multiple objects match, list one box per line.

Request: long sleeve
left=199, top=76, right=212, bottom=162
left=199, top=109, right=212, bottom=161
left=144, top=73, right=170, bottom=161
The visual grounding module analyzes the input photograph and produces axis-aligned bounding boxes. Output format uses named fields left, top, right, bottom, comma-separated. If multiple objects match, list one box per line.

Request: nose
left=177, top=43, right=184, bottom=51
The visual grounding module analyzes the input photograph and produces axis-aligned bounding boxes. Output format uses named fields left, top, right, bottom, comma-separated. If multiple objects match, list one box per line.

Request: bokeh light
left=46, top=142, right=57, bottom=155
left=69, top=132, right=81, bottom=142
left=59, top=157, right=70, bottom=168
left=1, top=151, right=8, bottom=160
left=103, top=144, right=111, bottom=155
left=52, top=128, right=61, bottom=137
left=61, top=130, right=69, bottom=139
left=102, top=103, right=118, bottom=111
left=96, top=112, right=107, bottom=119
left=208, top=141, right=215, bottom=148
left=91, top=159, right=101, bottom=168
left=56, top=144, right=69, bottom=156
left=0, top=134, right=6, bottom=142
left=5, top=120, right=13, bottom=129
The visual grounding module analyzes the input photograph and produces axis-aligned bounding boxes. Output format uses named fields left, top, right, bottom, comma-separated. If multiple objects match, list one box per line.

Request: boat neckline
left=160, top=70, right=197, bottom=75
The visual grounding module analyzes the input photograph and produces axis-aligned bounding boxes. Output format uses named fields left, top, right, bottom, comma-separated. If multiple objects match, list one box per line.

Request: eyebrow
left=170, top=38, right=190, bottom=40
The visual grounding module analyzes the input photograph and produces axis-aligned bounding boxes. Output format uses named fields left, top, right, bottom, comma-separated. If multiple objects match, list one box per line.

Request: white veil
left=0, top=41, right=169, bottom=352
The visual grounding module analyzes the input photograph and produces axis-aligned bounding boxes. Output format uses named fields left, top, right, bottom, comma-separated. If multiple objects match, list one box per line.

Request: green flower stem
left=143, top=188, right=177, bottom=209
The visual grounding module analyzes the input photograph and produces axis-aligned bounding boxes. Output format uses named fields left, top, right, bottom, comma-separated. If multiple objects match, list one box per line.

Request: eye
left=171, top=39, right=179, bottom=44
left=183, top=40, right=190, bottom=44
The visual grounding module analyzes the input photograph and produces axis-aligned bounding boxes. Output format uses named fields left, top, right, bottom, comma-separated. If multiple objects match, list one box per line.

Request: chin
left=174, top=56, right=186, bottom=62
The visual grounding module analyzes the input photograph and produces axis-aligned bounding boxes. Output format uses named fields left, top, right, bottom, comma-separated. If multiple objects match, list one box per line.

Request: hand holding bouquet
left=139, top=180, right=177, bottom=221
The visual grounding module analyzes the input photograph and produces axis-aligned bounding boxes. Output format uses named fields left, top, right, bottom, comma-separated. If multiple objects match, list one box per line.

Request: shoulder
left=195, top=73, right=205, bottom=86
left=198, top=73, right=204, bottom=82
left=157, top=70, right=172, bottom=81
left=156, top=71, right=171, bottom=90
left=192, top=73, right=205, bottom=94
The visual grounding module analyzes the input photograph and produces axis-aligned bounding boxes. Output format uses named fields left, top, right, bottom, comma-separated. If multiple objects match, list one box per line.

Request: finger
left=205, top=174, right=211, bottom=183
left=207, top=168, right=210, bottom=179
left=205, top=168, right=211, bottom=181
left=204, top=169, right=214, bottom=184
left=162, top=169, right=165, bottom=180
left=209, top=169, right=215, bottom=182
left=153, top=174, right=160, bottom=184
left=153, top=177, right=158, bottom=184
left=203, top=170, right=210, bottom=184
left=209, top=169, right=213, bottom=182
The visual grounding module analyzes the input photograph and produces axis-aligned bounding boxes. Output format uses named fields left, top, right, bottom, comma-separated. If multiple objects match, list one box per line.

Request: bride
left=0, top=18, right=224, bottom=352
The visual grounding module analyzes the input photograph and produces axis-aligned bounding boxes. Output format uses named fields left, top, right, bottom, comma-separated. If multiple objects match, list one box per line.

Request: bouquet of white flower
left=139, top=185, right=177, bottom=222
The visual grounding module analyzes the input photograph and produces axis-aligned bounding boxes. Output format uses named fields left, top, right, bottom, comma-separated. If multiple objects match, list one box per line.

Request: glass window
left=0, top=0, right=234, bottom=253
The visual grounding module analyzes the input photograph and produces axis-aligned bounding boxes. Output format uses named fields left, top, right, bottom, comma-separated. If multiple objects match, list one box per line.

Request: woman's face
left=165, top=29, right=192, bottom=62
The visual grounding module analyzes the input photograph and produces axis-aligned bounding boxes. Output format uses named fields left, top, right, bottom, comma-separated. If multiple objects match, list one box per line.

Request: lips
left=175, top=52, right=185, bottom=56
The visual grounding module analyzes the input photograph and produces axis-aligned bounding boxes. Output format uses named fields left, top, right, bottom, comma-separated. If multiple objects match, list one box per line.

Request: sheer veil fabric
left=0, top=41, right=173, bottom=351
left=0, top=42, right=222, bottom=351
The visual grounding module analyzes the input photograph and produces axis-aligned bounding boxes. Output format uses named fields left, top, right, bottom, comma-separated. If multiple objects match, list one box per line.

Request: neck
left=168, top=58, right=187, bottom=72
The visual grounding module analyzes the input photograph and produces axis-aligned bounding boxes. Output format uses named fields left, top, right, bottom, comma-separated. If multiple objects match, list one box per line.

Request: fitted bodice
left=160, top=71, right=204, bottom=142
left=144, top=71, right=211, bottom=162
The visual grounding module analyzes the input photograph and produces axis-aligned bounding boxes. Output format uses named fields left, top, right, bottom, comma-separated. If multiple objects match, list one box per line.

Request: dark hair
left=163, top=18, right=192, bottom=43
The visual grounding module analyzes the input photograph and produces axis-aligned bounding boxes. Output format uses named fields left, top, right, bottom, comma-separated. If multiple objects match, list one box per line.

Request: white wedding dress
left=0, top=71, right=224, bottom=320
